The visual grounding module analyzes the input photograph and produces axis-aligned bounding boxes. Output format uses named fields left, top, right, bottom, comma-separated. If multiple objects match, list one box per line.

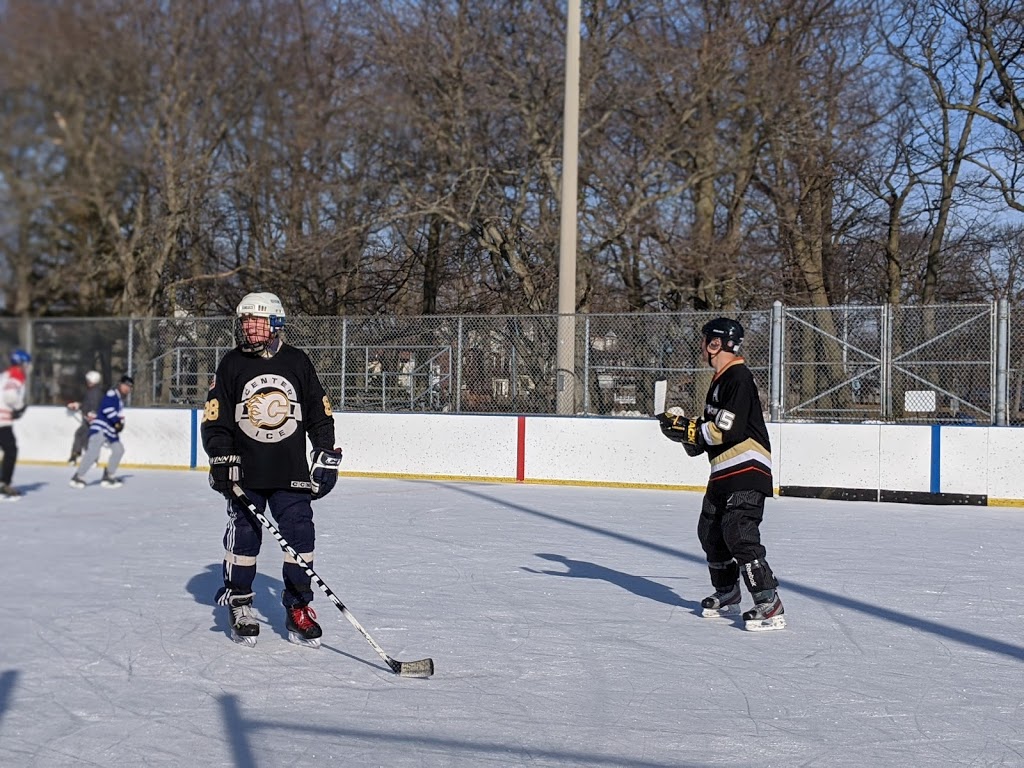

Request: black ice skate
left=227, top=594, right=260, bottom=647
left=0, top=484, right=22, bottom=501
left=742, top=591, right=786, bottom=632
left=69, top=475, right=86, bottom=489
left=286, top=604, right=323, bottom=648
left=101, top=473, right=123, bottom=488
left=701, top=583, right=741, bottom=618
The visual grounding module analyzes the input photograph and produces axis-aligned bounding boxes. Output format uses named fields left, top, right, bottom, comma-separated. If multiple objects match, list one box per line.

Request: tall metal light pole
left=556, top=0, right=581, bottom=415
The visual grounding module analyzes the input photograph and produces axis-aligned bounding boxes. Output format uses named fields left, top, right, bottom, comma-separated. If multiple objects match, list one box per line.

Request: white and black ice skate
left=100, top=473, right=123, bottom=488
left=701, top=583, right=742, bottom=618
left=227, top=594, right=260, bottom=647
left=0, top=484, right=22, bottom=501
left=286, top=604, right=323, bottom=648
left=743, top=592, right=786, bottom=632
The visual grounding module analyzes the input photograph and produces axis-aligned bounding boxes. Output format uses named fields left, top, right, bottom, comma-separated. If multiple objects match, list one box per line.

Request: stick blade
left=394, top=657, right=435, bottom=678
left=653, top=379, right=667, bottom=415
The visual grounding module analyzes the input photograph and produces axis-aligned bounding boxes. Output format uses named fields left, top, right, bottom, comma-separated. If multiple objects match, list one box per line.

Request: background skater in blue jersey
left=658, top=318, right=785, bottom=631
left=71, top=374, right=134, bottom=489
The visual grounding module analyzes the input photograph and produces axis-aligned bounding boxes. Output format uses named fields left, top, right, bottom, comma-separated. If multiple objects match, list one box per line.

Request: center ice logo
left=234, top=374, right=303, bottom=442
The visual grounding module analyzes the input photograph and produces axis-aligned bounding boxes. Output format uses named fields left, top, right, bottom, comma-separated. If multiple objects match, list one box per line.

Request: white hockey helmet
left=236, top=292, right=286, bottom=322
left=85, top=370, right=102, bottom=385
left=235, top=291, right=286, bottom=353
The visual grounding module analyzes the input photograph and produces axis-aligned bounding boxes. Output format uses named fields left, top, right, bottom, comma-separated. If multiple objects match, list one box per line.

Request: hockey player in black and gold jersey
left=202, top=291, right=343, bottom=647
left=658, top=317, right=785, bottom=631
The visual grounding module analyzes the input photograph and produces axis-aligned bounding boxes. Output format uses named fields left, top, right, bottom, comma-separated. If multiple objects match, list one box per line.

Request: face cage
left=238, top=315, right=283, bottom=352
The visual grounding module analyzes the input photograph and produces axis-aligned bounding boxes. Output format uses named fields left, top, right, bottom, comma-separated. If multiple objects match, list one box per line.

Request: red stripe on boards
left=516, top=416, right=526, bottom=482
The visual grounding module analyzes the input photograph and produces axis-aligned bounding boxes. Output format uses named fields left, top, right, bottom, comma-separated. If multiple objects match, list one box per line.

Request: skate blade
left=701, top=604, right=741, bottom=619
left=231, top=632, right=258, bottom=647
left=744, top=615, right=787, bottom=632
left=288, top=631, right=321, bottom=648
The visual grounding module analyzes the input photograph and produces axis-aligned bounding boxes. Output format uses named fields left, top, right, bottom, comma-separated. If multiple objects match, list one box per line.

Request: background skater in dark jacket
left=67, top=370, right=104, bottom=465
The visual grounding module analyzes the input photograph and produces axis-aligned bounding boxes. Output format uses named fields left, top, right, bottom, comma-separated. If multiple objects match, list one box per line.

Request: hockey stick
left=230, top=484, right=434, bottom=678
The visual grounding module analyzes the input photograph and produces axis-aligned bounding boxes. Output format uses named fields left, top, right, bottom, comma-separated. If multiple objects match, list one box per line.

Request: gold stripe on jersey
left=701, top=420, right=724, bottom=446
left=709, top=438, right=773, bottom=475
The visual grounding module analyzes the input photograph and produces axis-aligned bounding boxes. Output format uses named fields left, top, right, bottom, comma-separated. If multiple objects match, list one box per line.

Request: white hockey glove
left=310, top=447, right=343, bottom=500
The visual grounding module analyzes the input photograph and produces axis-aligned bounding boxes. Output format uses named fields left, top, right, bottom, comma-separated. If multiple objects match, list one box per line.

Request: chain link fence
left=2, top=302, right=1021, bottom=424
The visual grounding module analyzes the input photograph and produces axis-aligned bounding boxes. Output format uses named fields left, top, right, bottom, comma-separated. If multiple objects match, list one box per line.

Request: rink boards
left=13, top=407, right=1023, bottom=506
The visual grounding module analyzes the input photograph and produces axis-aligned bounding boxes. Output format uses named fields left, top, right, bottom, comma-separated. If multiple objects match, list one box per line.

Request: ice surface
left=1, top=465, right=1022, bottom=767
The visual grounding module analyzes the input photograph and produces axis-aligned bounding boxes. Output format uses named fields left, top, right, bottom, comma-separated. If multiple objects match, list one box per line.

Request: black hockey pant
left=0, top=427, right=16, bottom=484
left=697, top=489, right=778, bottom=594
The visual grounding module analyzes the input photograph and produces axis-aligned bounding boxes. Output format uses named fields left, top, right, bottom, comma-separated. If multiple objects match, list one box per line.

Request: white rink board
left=524, top=415, right=707, bottom=487
left=774, top=423, right=881, bottom=489
left=985, top=427, right=1024, bottom=500
left=334, top=412, right=519, bottom=479
left=12, top=406, right=1024, bottom=503
left=939, top=426, right=989, bottom=496
left=121, top=408, right=196, bottom=466
left=879, top=424, right=933, bottom=492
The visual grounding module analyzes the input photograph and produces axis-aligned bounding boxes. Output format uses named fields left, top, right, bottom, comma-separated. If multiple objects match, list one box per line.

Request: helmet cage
left=235, top=292, right=286, bottom=353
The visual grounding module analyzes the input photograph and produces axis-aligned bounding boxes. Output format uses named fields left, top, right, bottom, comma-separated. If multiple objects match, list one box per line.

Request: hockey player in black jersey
left=202, top=291, right=343, bottom=647
left=658, top=317, right=785, bottom=631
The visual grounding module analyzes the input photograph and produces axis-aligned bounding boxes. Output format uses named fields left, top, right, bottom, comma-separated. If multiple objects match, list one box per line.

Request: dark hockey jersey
left=201, top=344, right=336, bottom=492
left=698, top=358, right=773, bottom=497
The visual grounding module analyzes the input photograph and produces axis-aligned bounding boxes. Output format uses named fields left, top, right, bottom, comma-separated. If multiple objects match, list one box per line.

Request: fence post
left=127, top=320, right=135, bottom=405
left=770, top=301, right=783, bottom=422
left=582, top=316, right=591, bottom=415
left=880, top=305, right=892, bottom=421
left=455, top=317, right=463, bottom=413
left=996, top=298, right=1009, bottom=426
left=20, top=318, right=33, bottom=398
left=340, top=318, right=348, bottom=409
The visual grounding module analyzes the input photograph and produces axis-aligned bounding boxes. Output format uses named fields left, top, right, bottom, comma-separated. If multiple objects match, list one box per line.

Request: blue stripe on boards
left=930, top=424, right=941, bottom=494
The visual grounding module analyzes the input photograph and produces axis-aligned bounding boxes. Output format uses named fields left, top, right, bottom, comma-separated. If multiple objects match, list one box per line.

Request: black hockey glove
left=209, top=454, right=242, bottom=495
left=310, top=447, right=343, bottom=500
left=114, top=420, right=124, bottom=432
left=658, top=409, right=705, bottom=457
left=11, top=406, right=26, bottom=420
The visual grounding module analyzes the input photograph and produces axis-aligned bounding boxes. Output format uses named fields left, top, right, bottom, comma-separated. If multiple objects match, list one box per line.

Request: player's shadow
left=185, top=563, right=290, bottom=642
left=523, top=553, right=701, bottom=612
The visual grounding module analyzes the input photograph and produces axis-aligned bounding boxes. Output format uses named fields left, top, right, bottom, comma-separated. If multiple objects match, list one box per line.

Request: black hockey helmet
left=701, top=317, right=744, bottom=353
left=119, top=374, right=135, bottom=386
